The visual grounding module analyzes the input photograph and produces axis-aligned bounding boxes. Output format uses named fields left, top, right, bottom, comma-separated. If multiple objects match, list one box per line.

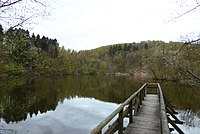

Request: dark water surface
left=0, top=76, right=199, bottom=134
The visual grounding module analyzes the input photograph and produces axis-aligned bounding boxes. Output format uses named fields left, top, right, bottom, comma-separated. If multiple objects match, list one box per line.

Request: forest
left=0, top=25, right=200, bottom=85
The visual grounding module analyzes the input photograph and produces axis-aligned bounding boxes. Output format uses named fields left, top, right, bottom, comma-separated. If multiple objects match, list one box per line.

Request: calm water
left=0, top=76, right=199, bottom=134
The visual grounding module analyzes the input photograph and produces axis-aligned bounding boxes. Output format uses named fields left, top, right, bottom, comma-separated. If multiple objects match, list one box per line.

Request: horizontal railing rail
left=157, top=83, right=170, bottom=134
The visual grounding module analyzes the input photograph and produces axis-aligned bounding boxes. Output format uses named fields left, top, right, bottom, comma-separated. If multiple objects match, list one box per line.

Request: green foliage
left=5, top=28, right=31, bottom=66
left=0, top=26, right=60, bottom=76
left=0, top=24, right=3, bottom=44
left=0, top=26, right=200, bottom=83
left=3, top=63, right=27, bottom=75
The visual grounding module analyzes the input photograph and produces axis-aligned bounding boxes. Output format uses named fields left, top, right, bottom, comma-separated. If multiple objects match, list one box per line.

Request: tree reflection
left=0, top=76, right=143, bottom=123
left=162, top=82, right=200, bottom=116
left=0, top=77, right=58, bottom=123
left=1, top=76, right=199, bottom=125
left=0, top=125, right=17, bottom=134
left=161, top=82, right=200, bottom=129
left=179, top=110, right=200, bottom=128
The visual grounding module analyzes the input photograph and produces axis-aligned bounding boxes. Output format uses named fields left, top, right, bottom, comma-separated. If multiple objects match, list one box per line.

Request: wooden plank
left=124, top=94, right=161, bottom=134
left=124, top=117, right=161, bottom=134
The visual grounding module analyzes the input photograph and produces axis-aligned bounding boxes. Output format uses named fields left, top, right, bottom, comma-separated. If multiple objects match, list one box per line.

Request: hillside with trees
left=0, top=25, right=200, bottom=85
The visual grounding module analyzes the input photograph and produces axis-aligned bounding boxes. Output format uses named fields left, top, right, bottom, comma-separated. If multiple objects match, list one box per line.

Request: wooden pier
left=124, top=94, right=161, bottom=134
left=90, top=83, right=184, bottom=134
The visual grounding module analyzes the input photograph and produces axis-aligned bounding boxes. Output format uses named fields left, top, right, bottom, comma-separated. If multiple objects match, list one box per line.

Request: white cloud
left=32, top=0, right=200, bottom=50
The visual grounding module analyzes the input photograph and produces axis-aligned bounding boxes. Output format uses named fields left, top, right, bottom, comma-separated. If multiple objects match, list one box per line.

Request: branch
left=168, top=4, right=200, bottom=22
left=186, top=70, right=200, bottom=82
left=174, top=37, right=200, bottom=55
left=184, top=37, right=200, bottom=44
left=0, top=74, right=26, bottom=89
left=0, top=0, right=49, bottom=28
left=33, top=0, right=47, bottom=7
left=0, top=69, right=27, bottom=75
left=0, top=0, right=9, bottom=7
left=147, top=62, right=158, bottom=79
left=11, top=13, right=38, bottom=28
left=0, top=0, right=23, bottom=8
left=12, top=14, right=38, bottom=28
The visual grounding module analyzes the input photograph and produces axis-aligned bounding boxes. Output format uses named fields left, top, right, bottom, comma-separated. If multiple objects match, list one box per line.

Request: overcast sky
left=32, top=0, right=200, bottom=51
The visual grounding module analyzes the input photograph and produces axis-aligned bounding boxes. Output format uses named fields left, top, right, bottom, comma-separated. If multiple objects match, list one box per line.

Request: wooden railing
left=162, top=90, right=184, bottom=134
left=90, top=83, right=147, bottom=134
left=157, top=84, right=170, bottom=134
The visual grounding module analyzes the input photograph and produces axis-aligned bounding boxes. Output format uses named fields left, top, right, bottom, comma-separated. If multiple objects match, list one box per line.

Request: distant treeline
left=0, top=25, right=200, bottom=84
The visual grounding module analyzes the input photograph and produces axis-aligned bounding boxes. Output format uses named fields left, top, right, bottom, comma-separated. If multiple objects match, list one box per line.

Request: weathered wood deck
left=124, top=94, right=161, bottom=134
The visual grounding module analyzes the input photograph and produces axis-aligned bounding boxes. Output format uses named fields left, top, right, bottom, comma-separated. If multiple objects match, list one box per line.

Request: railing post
left=129, top=99, right=133, bottom=123
left=118, top=108, right=123, bottom=134
left=139, top=92, right=142, bottom=105
left=141, top=88, right=145, bottom=100
left=144, top=85, right=147, bottom=97
left=134, top=95, right=139, bottom=116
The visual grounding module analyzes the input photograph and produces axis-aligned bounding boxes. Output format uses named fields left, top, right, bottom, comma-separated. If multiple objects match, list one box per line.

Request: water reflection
left=161, top=82, right=200, bottom=115
left=0, top=78, right=59, bottom=123
left=161, top=82, right=200, bottom=134
left=0, top=76, right=200, bottom=134
left=178, top=110, right=200, bottom=128
left=0, top=97, right=119, bottom=134
left=0, top=76, right=143, bottom=131
left=177, top=110, right=200, bottom=134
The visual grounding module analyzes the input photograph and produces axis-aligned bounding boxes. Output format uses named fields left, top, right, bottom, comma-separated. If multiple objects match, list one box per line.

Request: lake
left=0, top=76, right=200, bottom=134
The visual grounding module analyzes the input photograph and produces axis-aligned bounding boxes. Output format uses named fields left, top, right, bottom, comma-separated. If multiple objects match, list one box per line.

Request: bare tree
left=0, top=0, right=50, bottom=28
left=168, top=0, right=200, bottom=53
left=165, top=1, right=200, bottom=83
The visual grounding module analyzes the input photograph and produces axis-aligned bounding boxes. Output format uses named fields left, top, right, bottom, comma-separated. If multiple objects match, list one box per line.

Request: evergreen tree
left=144, top=43, right=149, bottom=49
left=0, top=24, right=3, bottom=44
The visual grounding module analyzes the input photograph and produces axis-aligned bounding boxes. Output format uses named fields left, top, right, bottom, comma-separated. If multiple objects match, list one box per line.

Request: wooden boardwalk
left=124, top=94, right=161, bottom=134
left=90, top=83, right=184, bottom=134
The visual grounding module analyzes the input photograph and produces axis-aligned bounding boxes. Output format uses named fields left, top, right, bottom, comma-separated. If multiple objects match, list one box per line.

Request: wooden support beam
left=166, top=102, right=178, bottom=114
left=167, top=117, right=185, bottom=134
left=163, top=95, right=173, bottom=103
left=105, top=120, right=118, bottom=134
left=165, top=98, right=175, bottom=108
left=169, top=127, right=175, bottom=132
left=166, top=107, right=184, bottom=124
